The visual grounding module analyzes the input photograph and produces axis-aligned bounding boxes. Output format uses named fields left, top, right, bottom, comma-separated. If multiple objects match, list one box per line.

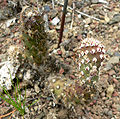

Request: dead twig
left=0, top=101, right=6, bottom=107
left=58, top=0, right=68, bottom=48
left=0, top=109, right=16, bottom=119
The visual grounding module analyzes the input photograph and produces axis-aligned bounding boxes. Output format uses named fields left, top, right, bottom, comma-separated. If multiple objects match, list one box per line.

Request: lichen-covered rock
left=0, top=61, right=19, bottom=91
left=0, top=45, right=21, bottom=91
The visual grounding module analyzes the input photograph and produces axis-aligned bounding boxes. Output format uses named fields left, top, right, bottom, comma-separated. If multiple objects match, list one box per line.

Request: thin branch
left=58, top=0, right=68, bottom=48
left=0, top=101, right=6, bottom=107
left=0, top=109, right=16, bottom=118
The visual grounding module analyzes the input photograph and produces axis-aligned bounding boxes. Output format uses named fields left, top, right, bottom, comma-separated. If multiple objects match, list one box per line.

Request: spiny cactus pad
left=22, top=15, right=48, bottom=65
left=74, top=38, right=105, bottom=84
left=48, top=38, right=106, bottom=105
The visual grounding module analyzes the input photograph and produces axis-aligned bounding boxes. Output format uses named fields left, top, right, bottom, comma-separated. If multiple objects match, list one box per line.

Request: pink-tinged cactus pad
left=74, top=38, right=106, bottom=84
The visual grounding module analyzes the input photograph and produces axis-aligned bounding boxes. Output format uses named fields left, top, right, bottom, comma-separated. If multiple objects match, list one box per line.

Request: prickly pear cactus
left=48, top=38, right=106, bottom=105
left=48, top=76, right=68, bottom=99
left=22, top=15, right=48, bottom=65
left=74, top=38, right=106, bottom=84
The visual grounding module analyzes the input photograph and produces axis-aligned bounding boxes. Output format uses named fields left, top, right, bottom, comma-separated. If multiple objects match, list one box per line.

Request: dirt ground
left=0, top=0, right=120, bottom=119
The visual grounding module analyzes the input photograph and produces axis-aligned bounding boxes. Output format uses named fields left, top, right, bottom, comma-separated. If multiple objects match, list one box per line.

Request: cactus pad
left=48, top=38, right=106, bottom=105
left=74, top=38, right=105, bottom=84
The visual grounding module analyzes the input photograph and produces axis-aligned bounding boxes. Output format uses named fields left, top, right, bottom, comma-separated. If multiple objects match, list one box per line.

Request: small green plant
left=0, top=77, right=26, bottom=117
left=0, top=73, right=40, bottom=118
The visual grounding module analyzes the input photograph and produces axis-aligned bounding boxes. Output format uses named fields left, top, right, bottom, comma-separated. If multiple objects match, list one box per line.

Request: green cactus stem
left=22, top=15, right=48, bottom=65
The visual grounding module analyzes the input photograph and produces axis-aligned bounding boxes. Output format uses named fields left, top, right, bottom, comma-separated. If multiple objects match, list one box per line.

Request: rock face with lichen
left=48, top=38, right=106, bottom=105
left=22, top=15, right=48, bottom=65
left=0, top=45, right=21, bottom=91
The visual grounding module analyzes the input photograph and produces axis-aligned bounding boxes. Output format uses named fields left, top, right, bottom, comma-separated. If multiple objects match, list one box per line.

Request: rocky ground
left=0, top=0, right=120, bottom=119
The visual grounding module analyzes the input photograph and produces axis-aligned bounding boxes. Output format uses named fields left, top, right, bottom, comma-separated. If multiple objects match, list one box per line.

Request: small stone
left=112, top=92, right=119, bottom=97
left=5, top=28, right=11, bottom=35
left=112, top=97, right=119, bottom=104
left=51, top=17, right=60, bottom=25
left=107, top=85, right=114, bottom=98
left=114, top=52, right=120, bottom=57
left=104, top=13, right=110, bottom=23
left=99, top=0, right=108, bottom=4
left=108, top=56, right=119, bottom=64
left=69, top=75, right=75, bottom=79
left=93, top=100, right=96, bottom=104
left=26, top=90, right=31, bottom=97
left=113, top=78, right=118, bottom=84
left=78, top=14, right=81, bottom=18
left=82, top=116, right=87, bottom=119
left=109, top=13, right=120, bottom=25
left=57, top=50, right=62, bottom=55
left=34, top=84, right=40, bottom=93
left=107, top=110, right=113, bottom=117
left=101, top=92, right=105, bottom=97
left=84, top=18, right=91, bottom=25
left=44, top=5, right=50, bottom=12
left=91, top=0, right=98, bottom=4
left=116, top=105, right=120, bottom=112
left=77, top=35, right=82, bottom=41
left=35, top=112, right=45, bottom=119
left=105, top=100, right=110, bottom=105
left=61, top=46, right=66, bottom=56
left=24, top=70, right=31, bottom=81
left=34, top=106, right=38, bottom=111
left=65, top=17, right=71, bottom=23
left=89, top=102, right=94, bottom=106
left=101, top=74, right=109, bottom=80
left=108, top=69, right=116, bottom=76
left=52, top=79, right=56, bottom=83
left=112, top=103, right=116, bottom=108
left=18, top=73, right=23, bottom=79
left=104, top=63, right=113, bottom=71
left=56, top=85, right=60, bottom=89
left=14, top=32, right=19, bottom=37
left=104, top=108, right=109, bottom=115
left=93, top=96, right=98, bottom=100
